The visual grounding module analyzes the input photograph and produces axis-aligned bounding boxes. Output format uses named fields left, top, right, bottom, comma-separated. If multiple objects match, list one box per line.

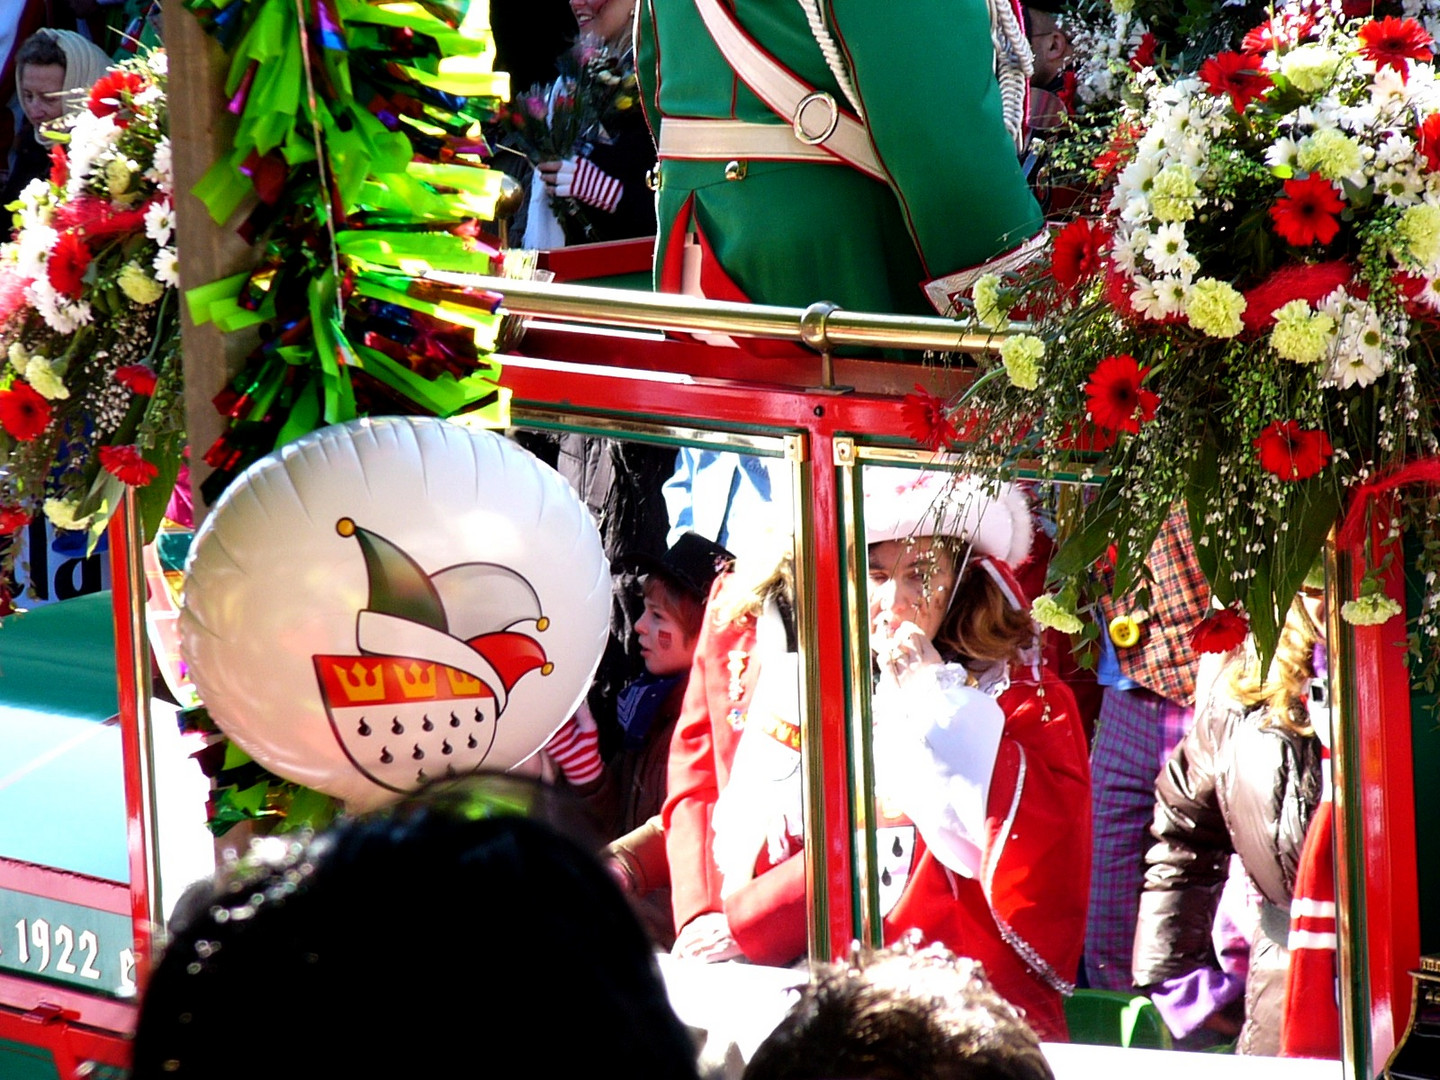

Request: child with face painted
left=545, top=532, right=733, bottom=946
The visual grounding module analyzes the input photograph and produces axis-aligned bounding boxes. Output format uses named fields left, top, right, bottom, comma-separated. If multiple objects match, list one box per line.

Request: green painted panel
left=0, top=890, right=135, bottom=998
left=0, top=1036, right=60, bottom=1080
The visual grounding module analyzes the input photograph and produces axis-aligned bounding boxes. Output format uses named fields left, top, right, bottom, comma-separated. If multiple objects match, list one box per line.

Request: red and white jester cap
left=862, top=466, right=1033, bottom=568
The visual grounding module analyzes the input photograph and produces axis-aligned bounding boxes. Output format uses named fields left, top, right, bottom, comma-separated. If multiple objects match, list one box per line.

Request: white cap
left=862, top=467, right=1033, bottom=567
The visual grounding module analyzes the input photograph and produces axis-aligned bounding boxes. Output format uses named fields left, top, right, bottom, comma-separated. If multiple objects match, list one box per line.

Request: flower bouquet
left=491, top=33, right=643, bottom=239
left=924, top=3, right=1440, bottom=670
left=0, top=49, right=181, bottom=593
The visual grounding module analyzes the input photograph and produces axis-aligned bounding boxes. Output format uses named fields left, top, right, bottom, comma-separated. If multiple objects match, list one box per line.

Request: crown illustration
left=398, top=662, right=438, bottom=699
left=331, top=660, right=387, bottom=704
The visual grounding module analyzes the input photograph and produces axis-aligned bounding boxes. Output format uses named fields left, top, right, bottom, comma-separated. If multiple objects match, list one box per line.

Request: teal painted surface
left=0, top=592, right=128, bottom=882
left=0, top=1036, right=60, bottom=1080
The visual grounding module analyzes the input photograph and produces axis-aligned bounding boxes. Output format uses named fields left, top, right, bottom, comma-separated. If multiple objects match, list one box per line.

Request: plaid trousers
left=1085, top=684, right=1194, bottom=990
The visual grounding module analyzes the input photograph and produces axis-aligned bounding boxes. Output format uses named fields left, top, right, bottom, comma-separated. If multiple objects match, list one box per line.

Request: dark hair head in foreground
left=744, top=940, right=1054, bottom=1080
left=131, top=775, right=698, bottom=1080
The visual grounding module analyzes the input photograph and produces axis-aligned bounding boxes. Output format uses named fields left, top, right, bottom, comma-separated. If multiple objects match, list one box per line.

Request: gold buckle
left=792, top=90, right=840, bottom=146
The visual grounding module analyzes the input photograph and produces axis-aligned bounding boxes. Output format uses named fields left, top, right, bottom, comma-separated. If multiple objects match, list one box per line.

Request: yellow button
left=1109, top=615, right=1141, bottom=648
left=724, top=159, right=748, bottom=181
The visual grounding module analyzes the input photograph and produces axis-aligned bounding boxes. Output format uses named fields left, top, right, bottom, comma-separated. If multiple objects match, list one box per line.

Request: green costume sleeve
left=828, top=0, right=1042, bottom=279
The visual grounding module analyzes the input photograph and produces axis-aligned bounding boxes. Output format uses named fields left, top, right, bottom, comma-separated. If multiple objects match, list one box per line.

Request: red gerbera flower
left=1129, top=32, right=1157, bottom=71
left=1358, top=16, right=1433, bottom=80
left=900, top=384, right=960, bottom=451
left=1253, top=420, right=1333, bottom=481
left=1242, top=13, right=1314, bottom=54
left=48, top=144, right=67, bottom=187
left=99, top=444, right=159, bottom=487
left=1418, top=112, right=1440, bottom=172
left=114, top=364, right=158, bottom=396
left=1093, top=121, right=1142, bottom=183
left=1269, top=173, right=1345, bottom=247
left=1051, top=218, right=1106, bottom=293
left=0, top=381, right=52, bottom=441
left=87, top=70, right=147, bottom=121
left=1190, top=608, right=1250, bottom=654
left=1199, top=51, right=1273, bottom=112
left=46, top=231, right=91, bottom=299
left=0, top=505, right=30, bottom=534
left=1084, top=354, right=1159, bottom=433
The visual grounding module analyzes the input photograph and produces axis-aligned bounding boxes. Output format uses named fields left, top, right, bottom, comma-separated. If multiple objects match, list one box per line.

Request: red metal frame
left=110, top=500, right=154, bottom=1001
left=505, top=331, right=977, bottom=958
left=1340, top=505, right=1422, bottom=1064
left=506, top=322, right=1429, bottom=1014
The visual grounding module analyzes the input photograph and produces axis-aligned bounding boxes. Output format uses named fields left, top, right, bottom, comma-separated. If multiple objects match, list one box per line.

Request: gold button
left=724, top=159, right=747, bottom=181
left=645, top=165, right=660, bottom=191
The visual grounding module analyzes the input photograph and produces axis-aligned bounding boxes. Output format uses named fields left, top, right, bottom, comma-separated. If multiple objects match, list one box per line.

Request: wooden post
left=165, top=0, right=259, bottom=525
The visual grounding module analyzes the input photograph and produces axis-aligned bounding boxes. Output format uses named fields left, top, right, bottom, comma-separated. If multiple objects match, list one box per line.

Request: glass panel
left=847, top=452, right=1343, bottom=1062
left=509, top=415, right=812, bottom=964
left=0, top=523, right=134, bottom=1003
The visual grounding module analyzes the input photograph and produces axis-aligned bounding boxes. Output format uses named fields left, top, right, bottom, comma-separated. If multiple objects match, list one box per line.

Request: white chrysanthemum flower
left=153, top=245, right=178, bottom=287
left=1265, top=136, right=1301, bottom=173
left=1130, top=277, right=1169, bottom=321
left=144, top=200, right=173, bottom=246
left=1375, top=166, right=1425, bottom=207
left=134, top=84, right=162, bottom=108
left=1144, top=223, right=1191, bottom=275
left=1415, top=276, right=1440, bottom=313
left=148, top=136, right=172, bottom=194
left=1111, top=228, right=1145, bottom=273
left=150, top=50, right=167, bottom=76
left=1375, top=132, right=1417, bottom=171
left=14, top=225, right=57, bottom=282
left=1370, top=66, right=1413, bottom=116
left=1155, top=275, right=1192, bottom=316
left=1319, top=289, right=1391, bottom=389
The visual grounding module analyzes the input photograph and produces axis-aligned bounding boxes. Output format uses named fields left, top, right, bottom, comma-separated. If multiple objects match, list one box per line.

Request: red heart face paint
left=635, top=597, right=696, bottom=677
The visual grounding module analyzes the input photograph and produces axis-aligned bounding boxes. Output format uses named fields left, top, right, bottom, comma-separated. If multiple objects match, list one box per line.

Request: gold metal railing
left=435, top=274, right=1014, bottom=355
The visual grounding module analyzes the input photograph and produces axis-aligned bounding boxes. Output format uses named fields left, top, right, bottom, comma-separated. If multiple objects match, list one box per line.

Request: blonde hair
left=1224, top=599, right=1319, bottom=735
left=708, top=531, right=794, bottom=629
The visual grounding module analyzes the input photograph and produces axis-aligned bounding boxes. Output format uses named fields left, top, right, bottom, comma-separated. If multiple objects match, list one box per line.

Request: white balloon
left=180, top=417, right=610, bottom=810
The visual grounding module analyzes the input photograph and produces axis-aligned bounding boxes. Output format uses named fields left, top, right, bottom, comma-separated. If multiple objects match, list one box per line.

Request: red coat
left=664, top=575, right=1091, bottom=1040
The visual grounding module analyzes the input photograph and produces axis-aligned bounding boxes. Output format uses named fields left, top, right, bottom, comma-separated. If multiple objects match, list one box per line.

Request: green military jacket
left=637, top=0, right=1043, bottom=316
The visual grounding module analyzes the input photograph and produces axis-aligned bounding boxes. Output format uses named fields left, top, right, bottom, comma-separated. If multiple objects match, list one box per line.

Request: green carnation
left=1279, top=45, right=1342, bottom=94
left=7, top=343, right=29, bottom=373
left=998, top=333, right=1044, bottom=390
left=1110, top=0, right=1134, bottom=13
left=1270, top=300, right=1335, bottom=363
left=44, top=498, right=93, bottom=532
left=1031, top=594, right=1083, bottom=634
left=24, top=357, right=68, bottom=401
left=1297, top=129, right=1363, bottom=183
left=1185, top=277, right=1246, bottom=338
left=118, top=262, right=164, bottom=305
left=105, top=158, right=133, bottom=197
left=972, top=273, right=1010, bottom=331
left=1397, top=203, right=1440, bottom=268
left=1148, top=165, right=1198, bottom=223
left=1340, top=593, right=1402, bottom=626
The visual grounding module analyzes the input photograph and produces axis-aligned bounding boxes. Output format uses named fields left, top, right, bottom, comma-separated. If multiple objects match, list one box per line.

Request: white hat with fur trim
left=862, top=467, right=1033, bottom=567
